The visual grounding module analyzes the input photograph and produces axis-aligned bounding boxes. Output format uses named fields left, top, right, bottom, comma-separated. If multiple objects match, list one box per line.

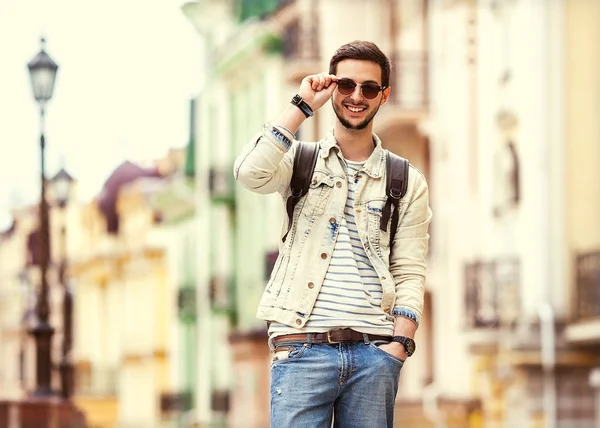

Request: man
left=233, top=40, right=432, bottom=428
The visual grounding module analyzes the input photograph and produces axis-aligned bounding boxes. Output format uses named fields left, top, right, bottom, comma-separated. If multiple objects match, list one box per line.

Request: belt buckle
left=327, top=330, right=340, bottom=344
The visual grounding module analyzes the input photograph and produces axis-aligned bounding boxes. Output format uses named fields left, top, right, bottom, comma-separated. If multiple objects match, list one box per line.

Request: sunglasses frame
left=336, top=79, right=387, bottom=100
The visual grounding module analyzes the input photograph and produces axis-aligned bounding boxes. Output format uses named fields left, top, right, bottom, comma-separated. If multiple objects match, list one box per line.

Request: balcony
left=282, top=15, right=320, bottom=82
left=178, top=286, right=197, bottom=324
left=76, top=366, right=118, bottom=397
left=208, top=167, right=235, bottom=205
left=160, top=390, right=193, bottom=416
left=377, top=51, right=429, bottom=130
left=565, top=250, right=600, bottom=345
left=210, top=275, right=237, bottom=325
left=464, top=258, right=521, bottom=351
left=389, top=51, right=429, bottom=109
left=211, top=389, right=230, bottom=413
left=573, top=250, right=600, bottom=320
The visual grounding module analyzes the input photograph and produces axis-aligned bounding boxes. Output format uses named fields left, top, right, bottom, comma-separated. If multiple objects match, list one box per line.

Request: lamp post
left=27, top=37, right=58, bottom=397
left=51, top=168, right=75, bottom=399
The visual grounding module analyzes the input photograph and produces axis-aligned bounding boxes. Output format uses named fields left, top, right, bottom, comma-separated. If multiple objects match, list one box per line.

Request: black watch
left=291, top=94, right=314, bottom=118
left=392, top=336, right=416, bottom=357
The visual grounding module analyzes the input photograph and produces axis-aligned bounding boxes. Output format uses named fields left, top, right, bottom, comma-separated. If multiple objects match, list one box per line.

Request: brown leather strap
left=272, top=329, right=391, bottom=347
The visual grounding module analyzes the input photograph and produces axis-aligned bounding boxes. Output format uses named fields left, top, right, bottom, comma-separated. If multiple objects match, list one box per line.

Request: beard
left=333, top=101, right=380, bottom=130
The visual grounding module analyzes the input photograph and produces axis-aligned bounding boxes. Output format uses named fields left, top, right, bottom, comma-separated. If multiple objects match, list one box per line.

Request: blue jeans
left=270, top=340, right=403, bottom=428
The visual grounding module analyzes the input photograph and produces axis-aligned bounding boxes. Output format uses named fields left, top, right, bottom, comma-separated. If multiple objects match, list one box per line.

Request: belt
left=272, top=329, right=391, bottom=347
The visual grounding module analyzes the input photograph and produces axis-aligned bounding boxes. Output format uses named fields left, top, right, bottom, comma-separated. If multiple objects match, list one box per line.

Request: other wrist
left=385, top=342, right=408, bottom=360
left=272, top=104, right=307, bottom=135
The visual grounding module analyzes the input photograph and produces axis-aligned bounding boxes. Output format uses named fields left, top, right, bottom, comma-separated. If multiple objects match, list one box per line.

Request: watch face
left=394, top=336, right=415, bottom=356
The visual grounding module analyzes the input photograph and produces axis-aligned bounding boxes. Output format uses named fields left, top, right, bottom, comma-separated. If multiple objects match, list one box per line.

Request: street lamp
left=27, top=37, right=58, bottom=397
left=51, top=168, right=75, bottom=399
left=52, top=168, right=73, bottom=209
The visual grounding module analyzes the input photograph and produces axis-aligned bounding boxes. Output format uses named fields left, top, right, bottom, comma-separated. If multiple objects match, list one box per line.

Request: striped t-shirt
left=268, top=159, right=394, bottom=340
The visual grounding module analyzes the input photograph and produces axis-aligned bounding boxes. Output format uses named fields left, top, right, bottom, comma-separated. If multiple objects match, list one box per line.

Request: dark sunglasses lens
left=362, top=85, right=381, bottom=99
left=337, top=81, right=356, bottom=95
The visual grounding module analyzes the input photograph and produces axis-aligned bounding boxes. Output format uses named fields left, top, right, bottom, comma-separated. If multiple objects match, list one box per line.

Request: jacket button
left=296, top=319, right=302, bottom=325
left=311, top=179, right=317, bottom=185
left=308, top=281, right=314, bottom=289
left=321, top=253, right=327, bottom=259
left=336, top=181, right=342, bottom=188
left=381, top=277, right=386, bottom=281
left=329, top=217, right=336, bottom=224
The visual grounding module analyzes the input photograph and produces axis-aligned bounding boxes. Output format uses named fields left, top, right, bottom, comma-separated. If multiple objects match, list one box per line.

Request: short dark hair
left=329, top=41, right=391, bottom=87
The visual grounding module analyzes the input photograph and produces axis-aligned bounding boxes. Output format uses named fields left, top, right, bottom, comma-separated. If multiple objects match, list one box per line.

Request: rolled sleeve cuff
left=392, top=307, right=420, bottom=326
left=263, top=123, right=292, bottom=152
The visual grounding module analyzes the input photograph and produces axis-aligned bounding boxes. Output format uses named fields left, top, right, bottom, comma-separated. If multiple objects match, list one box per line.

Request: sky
left=0, top=0, right=204, bottom=229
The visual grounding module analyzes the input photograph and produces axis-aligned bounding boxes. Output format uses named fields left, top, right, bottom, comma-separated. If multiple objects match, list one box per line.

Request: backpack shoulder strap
left=282, top=141, right=319, bottom=242
left=380, top=150, right=410, bottom=246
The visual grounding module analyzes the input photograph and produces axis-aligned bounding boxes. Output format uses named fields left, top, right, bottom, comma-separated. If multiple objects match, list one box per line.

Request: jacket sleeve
left=233, top=124, right=296, bottom=196
left=388, top=170, right=432, bottom=325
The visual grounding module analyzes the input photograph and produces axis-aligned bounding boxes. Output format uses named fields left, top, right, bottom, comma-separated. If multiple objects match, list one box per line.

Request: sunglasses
left=336, top=79, right=387, bottom=100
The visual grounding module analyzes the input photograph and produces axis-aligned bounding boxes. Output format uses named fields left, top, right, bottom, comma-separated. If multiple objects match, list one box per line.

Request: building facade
left=0, top=176, right=90, bottom=426
left=427, top=0, right=600, bottom=426
left=69, top=147, right=197, bottom=428
left=0, top=181, right=81, bottom=399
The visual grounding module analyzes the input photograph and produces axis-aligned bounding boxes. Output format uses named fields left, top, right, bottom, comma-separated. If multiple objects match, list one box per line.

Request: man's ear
left=380, top=86, right=392, bottom=106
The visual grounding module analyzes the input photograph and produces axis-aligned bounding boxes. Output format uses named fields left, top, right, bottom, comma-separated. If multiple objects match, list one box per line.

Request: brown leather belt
left=272, top=329, right=391, bottom=347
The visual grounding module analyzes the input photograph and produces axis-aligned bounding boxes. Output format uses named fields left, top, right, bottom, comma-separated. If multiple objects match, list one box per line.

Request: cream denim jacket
left=233, top=124, right=432, bottom=329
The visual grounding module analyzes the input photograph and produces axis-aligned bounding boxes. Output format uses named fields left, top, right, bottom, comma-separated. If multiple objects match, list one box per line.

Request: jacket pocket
left=264, top=252, right=290, bottom=300
left=301, top=170, right=336, bottom=219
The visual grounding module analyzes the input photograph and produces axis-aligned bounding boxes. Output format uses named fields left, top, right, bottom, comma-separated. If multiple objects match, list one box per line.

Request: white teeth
left=347, top=106, right=365, bottom=113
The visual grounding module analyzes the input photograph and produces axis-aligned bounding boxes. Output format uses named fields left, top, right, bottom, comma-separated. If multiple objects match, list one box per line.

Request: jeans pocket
left=369, top=341, right=405, bottom=365
left=271, top=343, right=307, bottom=365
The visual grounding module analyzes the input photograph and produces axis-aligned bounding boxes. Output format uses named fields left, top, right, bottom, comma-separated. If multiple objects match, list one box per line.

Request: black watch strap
left=392, top=336, right=416, bottom=357
left=291, top=94, right=314, bottom=118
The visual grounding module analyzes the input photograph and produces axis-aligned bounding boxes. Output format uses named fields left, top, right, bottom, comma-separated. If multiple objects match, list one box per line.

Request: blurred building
left=0, top=176, right=80, bottom=400
left=68, top=141, right=197, bottom=428
left=426, top=0, right=600, bottom=426
left=70, top=159, right=162, bottom=427
left=182, top=1, right=295, bottom=425
left=0, top=213, right=35, bottom=401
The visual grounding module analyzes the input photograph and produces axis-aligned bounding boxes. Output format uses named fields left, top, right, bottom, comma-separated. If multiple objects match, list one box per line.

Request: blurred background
left=0, top=0, right=598, bottom=427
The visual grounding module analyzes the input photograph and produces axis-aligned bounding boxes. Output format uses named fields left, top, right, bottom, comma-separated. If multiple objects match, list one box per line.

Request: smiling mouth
left=345, top=105, right=367, bottom=113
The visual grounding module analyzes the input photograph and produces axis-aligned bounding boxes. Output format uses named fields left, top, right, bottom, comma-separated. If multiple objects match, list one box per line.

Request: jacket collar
left=319, top=129, right=385, bottom=178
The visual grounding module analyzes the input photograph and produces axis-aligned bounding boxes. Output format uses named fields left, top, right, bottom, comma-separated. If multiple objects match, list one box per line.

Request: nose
left=350, top=85, right=363, bottom=103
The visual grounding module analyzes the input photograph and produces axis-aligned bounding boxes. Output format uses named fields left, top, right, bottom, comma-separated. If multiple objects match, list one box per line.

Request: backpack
left=282, top=141, right=409, bottom=246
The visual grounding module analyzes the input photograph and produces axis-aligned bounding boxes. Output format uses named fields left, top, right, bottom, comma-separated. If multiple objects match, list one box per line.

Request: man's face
left=331, top=59, right=390, bottom=131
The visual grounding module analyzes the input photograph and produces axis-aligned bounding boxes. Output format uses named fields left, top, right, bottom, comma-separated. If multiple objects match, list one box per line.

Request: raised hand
left=298, top=72, right=338, bottom=112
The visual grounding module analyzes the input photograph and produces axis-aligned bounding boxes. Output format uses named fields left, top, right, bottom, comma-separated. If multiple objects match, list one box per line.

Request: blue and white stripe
left=269, top=160, right=394, bottom=339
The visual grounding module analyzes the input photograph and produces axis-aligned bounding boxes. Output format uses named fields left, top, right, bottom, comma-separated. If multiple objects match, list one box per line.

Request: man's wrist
left=388, top=342, right=406, bottom=352
left=272, top=104, right=307, bottom=135
left=386, top=342, right=408, bottom=360
left=290, top=94, right=314, bottom=118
